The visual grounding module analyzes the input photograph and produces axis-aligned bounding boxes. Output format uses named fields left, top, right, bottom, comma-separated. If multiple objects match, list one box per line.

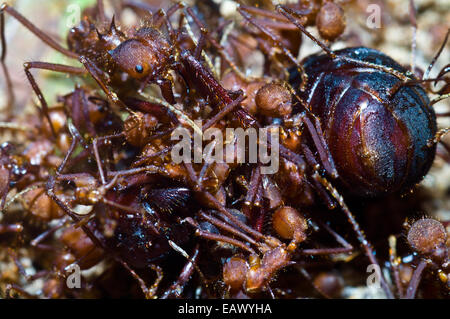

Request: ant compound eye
left=109, top=40, right=152, bottom=79
left=135, top=65, right=144, bottom=74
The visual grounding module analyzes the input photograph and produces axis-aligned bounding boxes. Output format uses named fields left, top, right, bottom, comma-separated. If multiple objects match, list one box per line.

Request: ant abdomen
left=290, top=47, right=437, bottom=197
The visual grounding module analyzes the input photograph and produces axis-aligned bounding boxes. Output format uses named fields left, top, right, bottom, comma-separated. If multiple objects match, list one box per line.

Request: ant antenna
left=409, top=0, right=418, bottom=76
left=276, top=5, right=410, bottom=82
left=424, top=29, right=450, bottom=80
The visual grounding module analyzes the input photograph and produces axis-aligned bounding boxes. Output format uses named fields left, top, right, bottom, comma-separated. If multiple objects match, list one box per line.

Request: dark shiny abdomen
left=290, top=47, right=437, bottom=197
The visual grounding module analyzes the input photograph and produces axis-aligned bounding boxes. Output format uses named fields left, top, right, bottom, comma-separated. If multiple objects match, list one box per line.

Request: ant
left=180, top=161, right=354, bottom=297
left=230, top=0, right=450, bottom=298
left=4, top=228, right=102, bottom=299
left=234, top=0, right=347, bottom=77
left=39, top=124, right=208, bottom=298
left=0, top=0, right=259, bottom=139
left=387, top=218, right=448, bottom=298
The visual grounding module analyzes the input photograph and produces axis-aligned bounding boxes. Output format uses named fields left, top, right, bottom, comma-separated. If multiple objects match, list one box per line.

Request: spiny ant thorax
left=67, top=17, right=126, bottom=74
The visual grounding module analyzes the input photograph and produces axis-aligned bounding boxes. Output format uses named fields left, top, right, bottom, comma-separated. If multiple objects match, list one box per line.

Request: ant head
left=272, top=206, right=308, bottom=244
left=407, top=218, right=447, bottom=260
left=255, top=83, right=292, bottom=118
left=109, top=39, right=158, bottom=80
left=109, top=28, right=171, bottom=81
left=223, top=256, right=249, bottom=292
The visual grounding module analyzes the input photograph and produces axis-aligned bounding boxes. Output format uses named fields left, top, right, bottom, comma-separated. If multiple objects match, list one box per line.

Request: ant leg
left=0, top=45, right=14, bottom=116
left=266, top=285, right=276, bottom=299
left=320, top=221, right=353, bottom=251
left=0, top=164, right=10, bottom=209
left=306, top=220, right=354, bottom=254
left=78, top=56, right=115, bottom=103
left=243, top=165, right=262, bottom=208
left=298, top=112, right=338, bottom=178
left=301, top=143, right=319, bottom=169
left=424, top=29, right=449, bottom=80
left=178, top=48, right=259, bottom=130
left=121, top=1, right=155, bottom=20
left=202, top=93, right=245, bottom=131
left=238, top=6, right=307, bottom=85
left=78, top=56, right=133, bottom=114
left=31, top=218, right=67, bottom=250
left=92, top=133, right=125, bottom=185
left=409, top=0, right=418, bottom=76
left=181, top=12, right=218, bottom=78
left=23, top=62, right=86, bottom=138
left=238, top=4, right=313, bottom=32
left=0, top=9, right=13, bottom=113
left=0, top=3, right=78, bottom=59
left=429, top=66, right=450, bottom=97
left=131, top=145, right=173, bottom=167
left=161, top=244, right=200, bottom=299
left=46, top=141, right=108, bottom=251
left=118, top=260, right=163, bottom=299
left=388, top=235, right=404, bottom=298
left=107, top=165, right=167, bottom=179
left=56, top=135, right=78, bottom=175
left=0, top=223, right=22, bottom=234
left=300, top=247, right=352, bottom=256
left=429, top=128, right=450, bottom=146
left=121, top=96, right=180, bottom=125
left=185, top=216, right=256, bottom=254
left=97, top=0, right=107, bottom=25
left=296, top=266, right=336, bottom=299
left=436, top=63, right=450, bottom=81
left=4, top=284, right=36, bottom=299
left=7, top=248, right=35, bottom=281
left=46, top=175, right=108, bottom=254
left=309, top=173, right=336, bottom=210
left=194, top=27, right=208, bottom=60
left=155, top=7, right=178, bottom=44
left=137, top=92, right=202, bottom=135
left=300, top=221, right=353, bottom=255
left=278, top=144, right=306, bottom=171
left=312, top=172, right=394, bottom=299
left=1, top=183, right=43, bottom=212
left=276, top=5, right=410, bottom=81
left=153, top=2, right=185, bottom=29
left=431, top=93, right=450, bottom=105
left=184, top=162, right=265, bottom=241
left=185, top=7, right=258, bottom=82
left=199, top=211, right=258, bottom=246
left=156, top=78, right=176, bottom=104
left=404, top=259, right=427, bottom=299
left=252, top=202, right=266, bottom=233
left=198, top=150, right=215, bottom=186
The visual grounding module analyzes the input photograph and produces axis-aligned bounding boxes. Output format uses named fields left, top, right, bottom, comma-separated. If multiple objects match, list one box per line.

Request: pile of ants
left=0, top=0, right=448, bottom=299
